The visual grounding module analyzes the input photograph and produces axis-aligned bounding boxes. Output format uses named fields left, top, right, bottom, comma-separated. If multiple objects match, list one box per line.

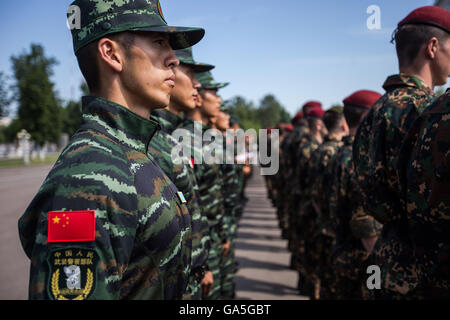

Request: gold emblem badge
left=47, top=248, right=98, bottom=300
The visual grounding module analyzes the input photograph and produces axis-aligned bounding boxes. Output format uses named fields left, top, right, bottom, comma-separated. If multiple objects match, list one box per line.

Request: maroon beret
left=284, top=124, right=294, bottom=132
left=343, top=90, right=382, bottom=109
left=398, top=6, right=450, bottom=33
left=305, top=106, right=325, bottom=119
left=292, top=111, right=304, bottom=121
left=302, top=100, right=322, bottom=111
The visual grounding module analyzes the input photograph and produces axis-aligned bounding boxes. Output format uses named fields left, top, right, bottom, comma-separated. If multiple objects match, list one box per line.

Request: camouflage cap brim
left=203, top=82, right=229, bottom=90
left=175, top=47, right=214, bottom=73
left=182, top=62, right=215, bottom=73
left=196, top=71, right=229, bottom=90
left=134, top=25, right=205, bottom=50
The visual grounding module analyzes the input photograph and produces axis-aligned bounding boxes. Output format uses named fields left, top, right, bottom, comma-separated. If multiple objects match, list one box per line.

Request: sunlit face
left=121, top=32, right=179, bottom=109
left=432, top=36, right=450, bottom=86
left=200, top=89, right=221, bottom=117
left=216, top=111, right=230, bottom=131
left=170, top=63, right=201, bottom=111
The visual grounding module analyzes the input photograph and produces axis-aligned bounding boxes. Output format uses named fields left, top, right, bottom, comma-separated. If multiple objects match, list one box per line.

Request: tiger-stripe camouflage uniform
left=353, top=74, right=435, bottom=299
left=17, top=0, right=206, bottom=300
left=149, top=108, right=211, bottom=299
left=18, top=97, right=193, bottom=299
left=398, top=89, right=450, bottom=298
left=181, top=119, right=226, bottom=300
left=219, top=130, right=241, bottom=299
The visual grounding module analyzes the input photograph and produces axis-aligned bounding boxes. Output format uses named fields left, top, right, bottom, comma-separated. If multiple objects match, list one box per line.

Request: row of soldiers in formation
left=18, top=0, right=253, bottom=300
left=265, top=5, right=450, bottom=300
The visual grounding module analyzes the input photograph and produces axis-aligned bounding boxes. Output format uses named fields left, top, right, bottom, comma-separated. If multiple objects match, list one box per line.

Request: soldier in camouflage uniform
left=17, top=0, right=205, bottom=300
left=230, top=116, right=246, bottom=223
left=353, top=6, right=450, bottom=299
left=213, top=107, right=241, bottom=299
left=398, top=89, right=450, bottom=298
left=149, top=47, right=214, bottom=299
left=180, top=70, right=229, bottom=299
left=279, top=102, right=318, bottom=240
left=327, top=90, right=383, bottom=299
left=290, top=106, right=326, bottom=298
left=307, top=108, right=348, bottom=299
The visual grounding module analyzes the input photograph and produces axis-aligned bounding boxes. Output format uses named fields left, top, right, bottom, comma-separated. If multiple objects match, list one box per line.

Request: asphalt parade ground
left=234, top=168, right=307, bottom=300
left=0, top=164, right=53, bottom=300
left=0, top=164, right=305, bottom=300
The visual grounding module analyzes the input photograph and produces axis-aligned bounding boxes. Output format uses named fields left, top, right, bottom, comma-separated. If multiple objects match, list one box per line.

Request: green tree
left=0, top=72, right=11, bottom=118
left=226, top=96, right=261, bottom=130
left=2, top=118, right=22, bottom=142
left=61, top=82, right=88, bottom=137
left=11, top=44, right=62, bottom=146
left=257, top=94, right=291, bottom=128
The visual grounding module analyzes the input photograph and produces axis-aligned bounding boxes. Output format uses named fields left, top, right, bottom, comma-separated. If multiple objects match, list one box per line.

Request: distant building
left=435, top=0, right=450, bottom=10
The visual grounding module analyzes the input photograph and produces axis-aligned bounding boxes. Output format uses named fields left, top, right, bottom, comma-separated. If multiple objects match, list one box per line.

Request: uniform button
left=102, top=22, right=112, bottom=30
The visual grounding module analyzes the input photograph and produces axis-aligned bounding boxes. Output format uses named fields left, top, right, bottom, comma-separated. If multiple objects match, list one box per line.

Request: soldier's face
left=216, top=111, right=230, bottom=131
left=122, top=32, right=179, bottom=109
left=200, top=89, right=221, bottom=117
left=170, top=64, right=201, bottom=111
left=432, top=36, right=450, bottom=86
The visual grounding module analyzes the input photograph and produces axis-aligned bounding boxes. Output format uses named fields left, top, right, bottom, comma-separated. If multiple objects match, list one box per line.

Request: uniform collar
left=324, top=133, right=342, bottom=143
left=383, top=74, right=433, bottom=95
left=81, top=96, right=160, bottom=154
left=151, top=108, right=184, bottom=133
left=342, top=134, right=354, bottom=146
left=183, top=118, right=210, bottom=131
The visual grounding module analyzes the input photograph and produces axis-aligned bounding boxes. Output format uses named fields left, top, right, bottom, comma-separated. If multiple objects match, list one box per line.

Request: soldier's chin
left=152, top=94, right=171, bottom=110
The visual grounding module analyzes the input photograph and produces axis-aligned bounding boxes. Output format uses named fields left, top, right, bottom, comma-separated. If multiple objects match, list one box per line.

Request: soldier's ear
left=425, top=37, right=439, bottom=60
left=97, top=38, right=125, bottom=73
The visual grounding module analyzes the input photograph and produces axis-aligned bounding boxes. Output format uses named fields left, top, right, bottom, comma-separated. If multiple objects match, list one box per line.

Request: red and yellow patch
left=48, top=211, right=95, bottom=243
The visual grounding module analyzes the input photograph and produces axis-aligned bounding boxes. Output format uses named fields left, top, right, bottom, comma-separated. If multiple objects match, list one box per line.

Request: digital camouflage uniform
left=353, top=74, right=435, bottom=299
left=398, top=89, right=450, bottom=298
left=282, top=125, right=310, bottom=240
left=308, top=133, right=344, bottom=299
left=149, top=108, right=210, bottom=300
left=180, top=119, right=226, bottom=300
left=291, top=136, right=321, bottom=297
left=18, top=0, right=206, bottom=300
left=328, top=135, right=383, bottom=299
left=18, top=97, right=193, bottom=299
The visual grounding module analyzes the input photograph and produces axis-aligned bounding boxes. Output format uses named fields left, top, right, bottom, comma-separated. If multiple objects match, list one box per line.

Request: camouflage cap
left=229, top=115, right=240, bottom=126
left=69, top=0, right=205, bottom=53
left=196, top=71, right=229, bottom=90
left=220, top=100, right=231, bottom=113
left=175, top=47, right=214, bottom=73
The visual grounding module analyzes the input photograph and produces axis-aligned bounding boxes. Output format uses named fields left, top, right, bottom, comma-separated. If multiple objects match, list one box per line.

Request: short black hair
left=75, top=32, right=137, bottom=93
left=291, top=117, right=308, bottom=127
left=322, top=110, right=345, bottom=134
left=344, top=104, right=370, bottom=129
left=393, top=24, right=449, bottom=68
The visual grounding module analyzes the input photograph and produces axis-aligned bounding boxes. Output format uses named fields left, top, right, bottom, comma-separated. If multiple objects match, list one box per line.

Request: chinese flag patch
left=48, top=211, right=95, bottom=243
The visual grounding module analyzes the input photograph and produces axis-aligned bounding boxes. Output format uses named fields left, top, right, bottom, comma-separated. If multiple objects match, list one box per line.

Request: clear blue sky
left=1, top=0, right=446, bottom=117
